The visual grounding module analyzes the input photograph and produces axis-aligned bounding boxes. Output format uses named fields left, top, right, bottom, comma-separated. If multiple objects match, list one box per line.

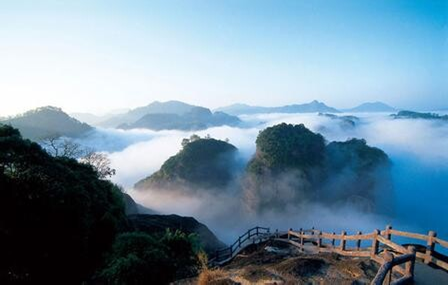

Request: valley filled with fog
left=72, top=112, right=448, bottom=243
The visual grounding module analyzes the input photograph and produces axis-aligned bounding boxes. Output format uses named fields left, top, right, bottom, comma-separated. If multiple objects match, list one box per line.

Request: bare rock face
left=127, top=214, right=226, bottom=254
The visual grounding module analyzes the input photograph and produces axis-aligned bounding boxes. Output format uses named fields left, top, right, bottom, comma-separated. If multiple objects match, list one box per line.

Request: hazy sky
left=0, top=0, right=447, bottom=116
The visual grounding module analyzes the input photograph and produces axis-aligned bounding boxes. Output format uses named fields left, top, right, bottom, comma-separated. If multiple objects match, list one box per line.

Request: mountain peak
left=23, top=106, right=65, bottom=115
left=1, top=106, right=92, bottom=140
left=345, top=102, right=396, bottom=113
left=216, top=100, right=339, bottom=115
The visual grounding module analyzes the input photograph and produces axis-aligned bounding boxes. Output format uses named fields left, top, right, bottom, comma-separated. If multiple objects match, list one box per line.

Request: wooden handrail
left=211, top=225, right=447, bottom=284
left=387, top=229, right=429, bottom=241
left=320, top=232, right=374, bottom=240
left=211, top=226, right=271, bottom=263
left=435, top=237, right=448, bottom=248
left=376, top=235, right=409, bottom=254
left=371, top=250, right=415, bottom=285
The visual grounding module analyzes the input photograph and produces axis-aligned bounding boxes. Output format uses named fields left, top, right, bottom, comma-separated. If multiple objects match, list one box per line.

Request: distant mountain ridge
left=0, top=106, right=92, bottom=140
left=70, top=109, right=129, bottom=125
left=98, top=100, right=199, bottom=128
left=119, top=106, right=241, bottom=131
left=343, top=102, right=396, bottom=113
left=3, top=100, right=401, bottom=136
left=215, top=100, right=340, bottom=115
left=99, top=100, right=241, bottom=131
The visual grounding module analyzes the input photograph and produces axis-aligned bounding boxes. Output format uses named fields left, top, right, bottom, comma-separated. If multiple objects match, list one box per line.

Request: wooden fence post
left=300, top=229, right=304, bottom=251
left=317, top=231, right=322, bottom=249
left=424, top=230, right=437, bottom=264
left=385, top=225, right=392, bottom=240
left=340, top=231, right=346, bottom=251
left=406, top=246, right=416, bottom=278
left=276, top=229, right=279, bottom=238
left=356, top=231, right=362, bottom=251
left=332, top=232, right=336, bottom=247
left=383, top=249, right=394, bottom=285
left=288, top=228, right=292, bottom=240
left=371, top=229, right=380, bottom=258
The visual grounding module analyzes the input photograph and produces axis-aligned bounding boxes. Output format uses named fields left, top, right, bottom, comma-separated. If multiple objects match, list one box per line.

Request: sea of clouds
left=74, top=113, right=448, bottom=244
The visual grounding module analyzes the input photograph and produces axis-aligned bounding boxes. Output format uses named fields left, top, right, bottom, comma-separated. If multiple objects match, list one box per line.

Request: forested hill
left=135, top=136, right=239, bottom=191
left=392, top=110, right=448, bottom=121
left=1, top=106, right=92, bottom=140
left=243, top=123, right=391, bottom=213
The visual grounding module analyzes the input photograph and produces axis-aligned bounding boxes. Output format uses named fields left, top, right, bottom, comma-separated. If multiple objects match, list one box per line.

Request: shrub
left=99, top=230, right=200, bottom=284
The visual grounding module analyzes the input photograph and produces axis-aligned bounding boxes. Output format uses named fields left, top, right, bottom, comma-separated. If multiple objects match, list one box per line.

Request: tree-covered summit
left=248, top=123, right=326, bottom=173
left=135, top=135, right=239, bottom=191
left=243, top=123, right=391, bottom=213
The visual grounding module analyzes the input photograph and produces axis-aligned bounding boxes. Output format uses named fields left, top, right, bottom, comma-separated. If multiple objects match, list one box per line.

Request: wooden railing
left=211, top=225, right=448, bottom=284
left=380, top=226, right=448, bottom=271
left=210, top=226, right=270, bottom=264
left=371, top=250, right=415, bottom=285
left=285, top=228, right=415, bottom=284
left=282, top=225, right=448, bottom=284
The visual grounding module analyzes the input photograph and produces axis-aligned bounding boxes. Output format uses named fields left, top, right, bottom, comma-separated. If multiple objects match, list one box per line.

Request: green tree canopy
left=136, top=138, right=238, bottom=190
left=0, top=124, right=126, bottom=284
left=325, top=138, right=389, bottom=173
left=249, top=123, right=326, bottom=173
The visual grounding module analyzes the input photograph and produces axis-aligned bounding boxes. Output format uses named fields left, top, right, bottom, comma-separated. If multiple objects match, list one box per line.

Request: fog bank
left=74, top=112, right=448, bottom=243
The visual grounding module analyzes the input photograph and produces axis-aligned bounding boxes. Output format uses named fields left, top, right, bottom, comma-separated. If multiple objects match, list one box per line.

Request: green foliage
left=181, top=134, right=201, bottom=147
left=0, top=124, right=126, bottom=284
left=136, top=138, right=238, bottom=189
left=248, top=123, right=325, bottom=173
left=325, top=138, right=389, bottom=173
left=244, top=123, right=391, bottom=213
left=99, top=230, right=199, bottom=285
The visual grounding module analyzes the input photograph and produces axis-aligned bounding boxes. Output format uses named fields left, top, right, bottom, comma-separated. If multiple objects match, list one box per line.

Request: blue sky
left=0, top=0, right=446, bottom=115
